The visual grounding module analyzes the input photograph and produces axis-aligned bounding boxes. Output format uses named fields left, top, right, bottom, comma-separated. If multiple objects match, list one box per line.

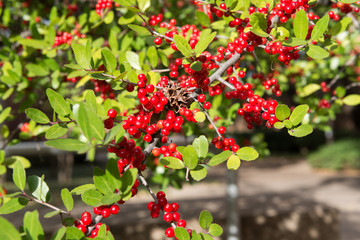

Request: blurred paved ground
left=239, top=159, right=360, bottom=240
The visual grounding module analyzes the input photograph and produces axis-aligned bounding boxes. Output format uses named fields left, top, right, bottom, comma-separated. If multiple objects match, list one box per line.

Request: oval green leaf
left=25, top=108, right=50, bottom=124
left=227, top=154, right=241, bottom=170
left=208, top=150, right=232, bottom=166
left=160, top=157, right=185, bottom=169
left=275, top=104, right=290, bottom=121
left=289, top=104, right=309, bottom=126
left=199, top=210, right=213, bottom=229
left=61, top=188, right=74, bottom=212
left=343, top=94, right=360, bottom=106
left=236, top=147, right=259, bottom=161
left=0, top=216, right=21, bottom=240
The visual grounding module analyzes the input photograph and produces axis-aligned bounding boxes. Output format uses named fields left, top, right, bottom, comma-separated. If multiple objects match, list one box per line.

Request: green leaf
left=249, top=13, right=267, bottom=30
left=26, top=64, right=49, bottom=77
left=270, top=26, right=289, bottom=40
left=335, top=86, right=346, bottom=98
left=147, top=46, right=158, bottom=68
left=5, top=156, right=31, bottom=169
left=46, top=88, right=71, bottom=117
left=24, top=211, right=44, bottom=240
left=283, top=38, right=308, bottom=47
left=190, top=165, right=207, bottom=181
left=44, top=210, right=61, bottom=218
left=45, top=124, right=68, bottom=139
left=194, top=31, right=216, bottom=55
left=283, top=119, right=293, bottom=128
left=25, top=108, right=50, bottom=124
left=179, top=146, right=198, bottom=170
left=194, top=112, right=206, bottom=122
left=27, top=175, right=51, bottom=202
left=45, top=139, right=90, bottom=153
left=64, top=64, right=82, bottom=70
left=81, top=189, right=103, bottom=206
left=0, top=197, right=28, bottom=214
left=106, top=158, right=122, bottom=190
left=236, top=147, right=259, bottom=161
left=192, top=135, right=208, bottom=159
left=250, top=27, right=269, bottom=38
left=128, top=24, right=151, bottom=36
left=196, top=11, right=211, bottom=27
left=227, top=154, right=241, bottom=170
left=71, top=43, right=91, bottom=69
left=330, top=17, right=351, bottom=35
left=126, top=51, right=141, bottom=70
left=289, top=104, right=309, bottom=126
left=199, top=210, right=213, bottom=229
left=50, top=227, right=66, bottom=240
left=101, top=49, right=117, bottom=74
left=0, top=216, right=21, bottom=240
left=293, top=10, right=308, bottom=40
left=120, top=168, right=137, bottom=196
left=208, top=223, right=223, bottom=237
left=208, top=150, right=232, bottom=166
left=161, top=157, right=185, bottom=169
left=288, top=124, right=313, bottom=137
left=174, top=227, right=190, bottom=240
left=104, top=124, right=124, bottom=144
left=190, top=61, right=202, bottom=72
left=66, top=226, right=85, bottom=240
left=306, top=45, right=329, bottom=59
left=343, top=94, right=360, bottom=106
left=340, top=0, right=358, bottom=3
left=298, top=83, right=321, bottom=97
left=100, top=194, right=121, bottom=205
left=190, top=231, right=202, bottom=240
left=71, top=184, right=96, bottom=195
left=173, top=34, right=193, bottom=57
left=275, top=104, right=291, bottom=121
left=13, top=160, right=26, bottom=191
left=0, top=107, right=11, bottom=124
left=73, top=103, right=105, bottom=141
left=104, top=11, right=114, bottom=24
left=137, top=0, right=151, bottom=12
left=274, top=122, right=285, bottom=129
left=311, top=14, right=330, bottom=41
left=94, top=167, right=115, bottom=195
left=61, top=188, right=74, bottom=212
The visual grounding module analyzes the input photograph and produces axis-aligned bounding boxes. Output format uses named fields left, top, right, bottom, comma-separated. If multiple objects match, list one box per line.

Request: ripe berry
left=177, top=219, right=187, bottom=227
left=218, top=126, right=226, bottom=134
left=110, top=205, right=120, bottom=215
left=77, top=224, right=87, bottom=234
left=107, top=109, right=117, bottom=118
left=157, top=191, right=166, bottom=199
left=164, top=213, right=174, bottom=222
left=101, top=208, right=111, bottom=218
left=165, top=227, right=174, bottom=238
left=154, top=37, right=162, bottom=45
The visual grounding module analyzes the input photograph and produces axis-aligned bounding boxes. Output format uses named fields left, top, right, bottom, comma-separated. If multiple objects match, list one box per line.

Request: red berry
left=154, top=37, right=162, bottom=45
left=156, top=191, right=166, bottom=199
left=110, top=205, right=120, bottom=215
left=107, top=109, right=117, bottom=118
left=77, top=224, right=87, bottom=234
left=177, top=219, right=187, bottom=227
left=165, top=227, right=174, bottom=238
left=101, top=208, right=111, bottom=218
left=164, top=213, right=174, bottom=222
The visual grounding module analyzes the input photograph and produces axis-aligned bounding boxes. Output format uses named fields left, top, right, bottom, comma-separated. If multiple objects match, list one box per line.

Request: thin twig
left=209, top=53, right=241, bottom=84
left=218, top=77, right=236, bottom=90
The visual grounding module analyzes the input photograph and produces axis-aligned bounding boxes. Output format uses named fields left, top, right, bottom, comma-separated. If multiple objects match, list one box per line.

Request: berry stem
left=137, top=13, right=174, bottom=42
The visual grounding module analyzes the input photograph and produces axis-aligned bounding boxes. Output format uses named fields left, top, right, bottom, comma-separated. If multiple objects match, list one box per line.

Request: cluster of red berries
left=53, top=24, right=86, bottom=47
left=264, top=41, right=300, bottom=65
left=320, top=81, right=330, bottom=93
left=95, top=0, right=113, bottom=16
left=331, top=2, right=359, bottom=15
left=152, top=143, right=182, bottom=161
left=253, top=73, right=282, bottom=96
left=318, top=99, right=331, bottom=109
left=269, top=0, right=311, bottom=23
left=147, top=191, right=191, bottom=238
left=53, top=32, right=73, bottom=47
left=148, top=13, right=164, bottom=26
left=212, top=136, right=240, bottom=152
left=75, top=178, right=140, bottom=237
left=237, top=96, right=279, bottom=129
left=66, top=76, right=81, bottom=83
left=92, top=79, right=115, bottom=99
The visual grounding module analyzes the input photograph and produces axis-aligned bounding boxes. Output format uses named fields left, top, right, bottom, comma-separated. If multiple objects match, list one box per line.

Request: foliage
left=0, top=0, right=360, bottom=239
left=308, top=139, right=360, bottom=170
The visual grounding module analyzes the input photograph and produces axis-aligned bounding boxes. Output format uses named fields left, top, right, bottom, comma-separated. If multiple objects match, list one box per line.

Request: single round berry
left=107, top=109, right=117, bottom=118
left=101, top=208, right=111, bottom=218
left=154, top=37, right=162, bottom=45
left=110, top=205, right=120, bottom=215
